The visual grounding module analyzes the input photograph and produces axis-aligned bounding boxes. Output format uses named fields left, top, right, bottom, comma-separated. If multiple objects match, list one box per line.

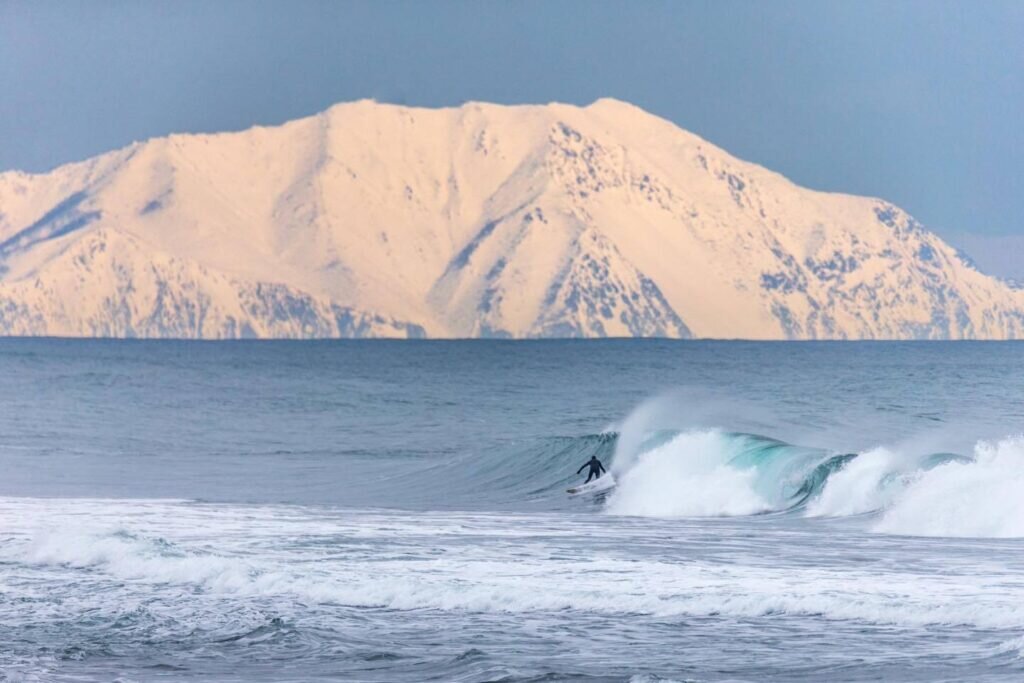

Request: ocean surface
left=2, top=339, right=1024, bottom=682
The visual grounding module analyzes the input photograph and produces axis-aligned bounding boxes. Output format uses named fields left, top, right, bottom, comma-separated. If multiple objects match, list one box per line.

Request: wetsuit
left=577, top=456, right=607, bottom=483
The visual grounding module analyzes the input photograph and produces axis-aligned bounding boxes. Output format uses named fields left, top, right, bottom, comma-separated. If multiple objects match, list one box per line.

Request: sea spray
left=804, top=447, right=910, bottom=517
left=606, top=430, right=772, bottom=517
left=874, top=436, right=1024, bottom=537
left=605, top=424, right=840, bottom=518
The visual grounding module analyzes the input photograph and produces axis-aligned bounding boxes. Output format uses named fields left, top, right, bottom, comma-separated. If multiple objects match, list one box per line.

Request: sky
left=1, top=0, right=1022, bottom=277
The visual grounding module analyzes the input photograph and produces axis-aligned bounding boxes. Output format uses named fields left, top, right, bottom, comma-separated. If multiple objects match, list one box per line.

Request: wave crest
left=602, top=420, right=1024, bottom=538
left=874, top=437, right=1024, bottom=537
left=606, top=430, right=771, bottom=517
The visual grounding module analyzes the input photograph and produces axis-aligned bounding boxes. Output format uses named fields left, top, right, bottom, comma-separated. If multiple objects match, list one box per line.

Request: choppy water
left=2, top=339, right=1024, bottom=682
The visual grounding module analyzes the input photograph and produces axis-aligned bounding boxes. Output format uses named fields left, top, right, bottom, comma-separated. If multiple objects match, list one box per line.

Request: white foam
left=874, top=437, right=1024, bottom=538
left=22, top=530, right=259, bottom=591
left=606, top=430, right=770, bottom=517
left=802, top=436, right=1024, bottom=537
left=995, top=635, right=1024, bottom=658
left=12, top=525, right=1024, bottom=630
left=805, top=447, right=906, bottom=517
left=5, top=498, right=1024, bottom=630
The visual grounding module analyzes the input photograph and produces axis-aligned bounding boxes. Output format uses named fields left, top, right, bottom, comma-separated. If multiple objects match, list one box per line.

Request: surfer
left=576, top=455, right=607, bottom=483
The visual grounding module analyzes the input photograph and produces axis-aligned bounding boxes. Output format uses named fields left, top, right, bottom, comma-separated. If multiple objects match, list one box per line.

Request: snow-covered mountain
left=1, top=98, right=1022, bottom=339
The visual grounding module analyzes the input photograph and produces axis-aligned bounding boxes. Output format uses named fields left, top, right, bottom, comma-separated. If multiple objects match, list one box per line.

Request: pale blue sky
left=1, top=1, right=1021, bottom=275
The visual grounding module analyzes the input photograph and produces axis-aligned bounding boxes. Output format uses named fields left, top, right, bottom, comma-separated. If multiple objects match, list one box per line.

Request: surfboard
left=567, top=475, right=616, bottom=495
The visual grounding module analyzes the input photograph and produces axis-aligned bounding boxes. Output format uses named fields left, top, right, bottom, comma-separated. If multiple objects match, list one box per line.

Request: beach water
left=2, top=339, right=1024, bottom=682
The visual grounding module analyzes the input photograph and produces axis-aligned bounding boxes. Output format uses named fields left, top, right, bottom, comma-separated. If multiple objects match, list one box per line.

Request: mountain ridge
left=1, top=98, right=1021, bottom=339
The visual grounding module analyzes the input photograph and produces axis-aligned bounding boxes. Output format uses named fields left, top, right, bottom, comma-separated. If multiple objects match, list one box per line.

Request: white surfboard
left=567, top=475, right=616, bottom=495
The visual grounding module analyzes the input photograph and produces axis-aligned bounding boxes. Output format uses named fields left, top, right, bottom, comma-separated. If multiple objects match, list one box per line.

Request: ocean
left=1, top=339, right=1023, bottom=682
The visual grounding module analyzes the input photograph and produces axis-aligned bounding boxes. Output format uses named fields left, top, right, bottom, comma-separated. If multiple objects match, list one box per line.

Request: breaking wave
left=6, top=396, right=1018, bottom=538
left=331, top=398, right=1024, bottom=538
left=606, top=429, right=834, bottom=517
left=211, top=384, right=1022, bottom=539
left=872, top=438, right=1024, bottom=537
left=601, top=424, right=1024, bottom=537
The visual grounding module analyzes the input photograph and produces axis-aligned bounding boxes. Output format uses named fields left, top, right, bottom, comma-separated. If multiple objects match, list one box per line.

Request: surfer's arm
left=576, top=463, right=586, bottom=474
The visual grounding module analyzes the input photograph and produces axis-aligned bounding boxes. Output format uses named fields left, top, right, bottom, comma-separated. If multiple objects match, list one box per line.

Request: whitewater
left=2, top=340, right=1024, bottom=681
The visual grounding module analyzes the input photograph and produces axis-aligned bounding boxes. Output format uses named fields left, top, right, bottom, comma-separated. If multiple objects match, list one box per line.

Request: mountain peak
left=0, top=99, right=1021, bottom=339
left=586, top=96, right=648, bottom=113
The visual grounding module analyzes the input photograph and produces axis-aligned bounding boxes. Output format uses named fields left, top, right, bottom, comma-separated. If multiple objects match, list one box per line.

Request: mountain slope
left=1, top=98, right=1021, bottom=339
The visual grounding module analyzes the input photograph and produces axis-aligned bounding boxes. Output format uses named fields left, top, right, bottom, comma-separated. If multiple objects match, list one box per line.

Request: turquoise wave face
left=788, top=453, right=858, bottom=508
left=327, top=432, right=619, bottom=511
